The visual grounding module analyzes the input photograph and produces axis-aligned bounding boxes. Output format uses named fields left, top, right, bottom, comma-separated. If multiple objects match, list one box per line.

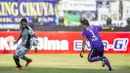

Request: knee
left=13, top=54, right=18, bottom=58
left=87, top=57, right=93, bottom=62
left=20, top=56, right=24, bottom=59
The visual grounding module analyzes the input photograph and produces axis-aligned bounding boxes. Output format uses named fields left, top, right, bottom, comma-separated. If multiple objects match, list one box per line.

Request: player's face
left=20, top=22, right=27, bottom=29
left=81, top=24, right=87, bottom=30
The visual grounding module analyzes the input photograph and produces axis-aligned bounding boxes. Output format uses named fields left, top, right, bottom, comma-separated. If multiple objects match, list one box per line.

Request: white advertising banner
left=98, top=12, right=119, bottom=21
left=62, top=0, right=96, bottom=11
left=98, top=0, right=119, bottom=21
left=90, top=20, right=127, bottom=27
left=123, top=0, right=130, bottom=20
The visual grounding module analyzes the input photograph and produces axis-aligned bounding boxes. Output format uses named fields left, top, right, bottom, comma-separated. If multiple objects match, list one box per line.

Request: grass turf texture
left=0, top=54, right=130, bottom=73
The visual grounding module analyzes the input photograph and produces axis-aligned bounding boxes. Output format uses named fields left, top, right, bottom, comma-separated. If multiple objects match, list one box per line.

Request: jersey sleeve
left=82, top=30, right=87, bottom=38
left=97, top=26, right=102, bottom=31
left=28, top=26, right=35, bottom=36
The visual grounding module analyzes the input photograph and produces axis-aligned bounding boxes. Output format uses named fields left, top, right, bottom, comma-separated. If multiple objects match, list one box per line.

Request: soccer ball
left=30, top=37, right=39, bottom=46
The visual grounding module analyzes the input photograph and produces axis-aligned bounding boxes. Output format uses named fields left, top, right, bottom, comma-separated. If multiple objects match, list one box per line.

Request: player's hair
left=80, top=18, right=89, bottom=26
left=20, top=18, right=27, bottom=23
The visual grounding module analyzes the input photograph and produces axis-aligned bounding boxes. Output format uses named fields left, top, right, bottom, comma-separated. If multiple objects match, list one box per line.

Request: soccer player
left=13, top=18, right=38, bottom=70
left=79, top=18, right=113, bottom=71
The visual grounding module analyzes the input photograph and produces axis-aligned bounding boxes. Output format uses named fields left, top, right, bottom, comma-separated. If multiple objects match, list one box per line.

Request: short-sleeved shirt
left=20, top=25, right=35, bottom=49
left=82, top=26, right=104, bottom=49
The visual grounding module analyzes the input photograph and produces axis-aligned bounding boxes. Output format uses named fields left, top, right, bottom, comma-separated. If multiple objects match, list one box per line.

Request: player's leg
left=20, top=49, right=30, bottom=62
left=102, top=56, right=113, bottom=71
left=21, top=55, right=29, bottom=61
left=19, top=46, right=32, bottom=67
left=13, top=45, right=22, bottom=70
left=88, top=49, right=103, bottom=62
left=98, top=49, right=105, bottom=67
left=99, top=48, right=113, bottom=71
left=13, top=54, right=22, bottom=69
left=21, top=55, right=32, bottom=67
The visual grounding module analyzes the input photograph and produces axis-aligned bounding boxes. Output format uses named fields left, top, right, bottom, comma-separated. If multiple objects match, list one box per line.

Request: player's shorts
left=88, top=46, right=104, bottom=60
left=15, top=45, right=29, bottom=58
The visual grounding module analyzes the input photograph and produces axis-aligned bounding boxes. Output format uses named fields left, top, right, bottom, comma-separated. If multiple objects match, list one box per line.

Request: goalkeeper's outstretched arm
left=102, top=27, right=114, bottom=31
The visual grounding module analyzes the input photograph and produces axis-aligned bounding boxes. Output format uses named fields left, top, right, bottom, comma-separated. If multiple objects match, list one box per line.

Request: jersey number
left=90, top=30, right=98, bottom=41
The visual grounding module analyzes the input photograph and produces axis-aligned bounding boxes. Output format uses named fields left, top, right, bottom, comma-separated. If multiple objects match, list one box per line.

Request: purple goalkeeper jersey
left=82, top=26, right=104, bottom=49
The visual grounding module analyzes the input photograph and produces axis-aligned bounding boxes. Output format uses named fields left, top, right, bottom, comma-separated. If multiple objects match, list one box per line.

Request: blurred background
left=0, top=0, right=130, bottom=73
left=0, top=0, right=130, bottom=54
left=0, top=0, right=130, bottom=31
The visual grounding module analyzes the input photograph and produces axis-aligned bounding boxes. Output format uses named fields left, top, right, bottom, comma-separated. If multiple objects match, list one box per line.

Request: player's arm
left=33, top=34, right=38, bottom=53
left=80, top=37, right=86, bottom=58
left=28, top=27, right=39, bottom=53
left=14, top=33, right=22, bottom=44
left=82, top=37, right=86, bottom=51
left=102, top=27, right=114, bottom=31
left=31, top=34, right=38, bottom=53
left=28, top=26, right=38, bottom=38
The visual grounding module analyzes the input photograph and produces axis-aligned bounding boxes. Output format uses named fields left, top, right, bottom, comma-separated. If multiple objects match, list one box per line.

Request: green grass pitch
left=0, top=54, right=130, bottom=73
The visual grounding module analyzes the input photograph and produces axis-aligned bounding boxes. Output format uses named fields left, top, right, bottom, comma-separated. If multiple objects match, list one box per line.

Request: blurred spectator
left=58, top=17, right=64, bottom=26
left=119, top=1, right=123, bottom=20
left=98, top=0, right=110, bottom=8
left=55, top=0, right=64, bottom=26
left=30, top=16, right=39, bottom=29
left=32, top=16, right=38, bottom=25
left=127, top=18, right=130, bottom=27
left=106, top=17, right=112, bottom=27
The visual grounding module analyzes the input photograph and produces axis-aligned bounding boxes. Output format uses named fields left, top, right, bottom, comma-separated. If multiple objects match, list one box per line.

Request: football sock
left=103, top=57, right=112, bottom=71
left=21, top=56, right=29, bottom=62
left=13, top=56, right=22, bottom=68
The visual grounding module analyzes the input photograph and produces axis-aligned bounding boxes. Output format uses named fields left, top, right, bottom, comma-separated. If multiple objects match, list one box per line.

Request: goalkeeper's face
left=80, top=18, right=89, bottom=30
left=81, top=24, right=87, bottom=30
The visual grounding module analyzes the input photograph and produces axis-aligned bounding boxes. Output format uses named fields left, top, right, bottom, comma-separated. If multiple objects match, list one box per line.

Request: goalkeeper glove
left=80, top=49, right=84, bottom=58
left=111, top=27, right=114, bottom=31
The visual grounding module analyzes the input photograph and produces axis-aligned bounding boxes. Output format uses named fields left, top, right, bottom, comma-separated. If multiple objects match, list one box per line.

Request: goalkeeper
left=79, top=18, right=114, bottom=71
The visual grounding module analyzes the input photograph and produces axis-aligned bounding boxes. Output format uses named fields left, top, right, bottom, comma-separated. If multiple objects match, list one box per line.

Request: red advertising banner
left=0, top=31, right=130, bottom=54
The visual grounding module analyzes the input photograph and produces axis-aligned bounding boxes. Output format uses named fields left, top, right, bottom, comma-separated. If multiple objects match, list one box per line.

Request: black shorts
left=88, top=48, right=104, bottom=60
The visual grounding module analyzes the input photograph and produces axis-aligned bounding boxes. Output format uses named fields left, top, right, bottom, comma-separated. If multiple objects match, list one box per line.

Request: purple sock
left=103, top=57, right=112, bottom=71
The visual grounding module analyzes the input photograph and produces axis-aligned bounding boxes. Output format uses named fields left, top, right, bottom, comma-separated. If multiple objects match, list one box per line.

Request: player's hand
left=80, top=50, right=84, bottom=58
left=14, top=41, right=18, bottom=44
left=34, top=48, right=38, bottom=53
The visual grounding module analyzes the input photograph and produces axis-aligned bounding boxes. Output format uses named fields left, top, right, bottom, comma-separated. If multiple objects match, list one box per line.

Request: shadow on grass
left=0, top=65, right=130, bottom=73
